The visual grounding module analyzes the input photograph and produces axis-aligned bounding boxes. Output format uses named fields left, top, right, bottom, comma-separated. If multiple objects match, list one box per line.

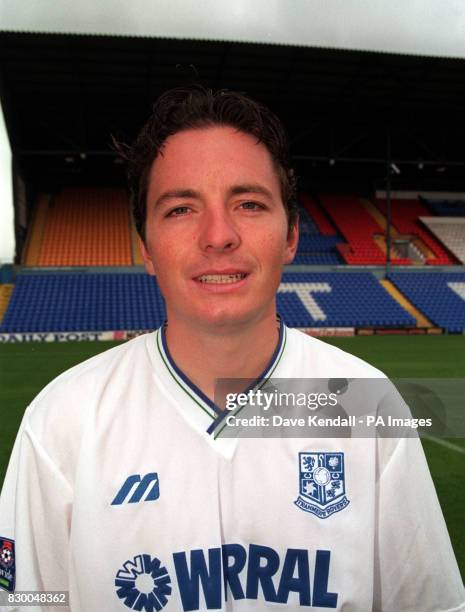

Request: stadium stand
left=293, top=252, right=342, bottom=265
left=294, top=201, right=343, bottom=264
left=298, top=201, right=321, bottom=235
left=419, top=217, right=465, bottom=264
left=389, top=272, right=465, bottom=333
left=0, top=272, right=416, bottom=333
left=0, top=284, right=13, bottom=324
left=319, top=194, right=410, bottom=265
left=37, top=188, right=132, bottom=266
left=421, top=197, right=465, bottom=217
left=294, top=234, right=342, bottom=265
left=23, top=195, right=50, bottom=265
left=375, top=198, right=456, bottom=265
left=131, top=219, right=145, bottom=265
left=0, top=273, right=166, bottom=332
left=278, top=272, right=415, bottom=327
left=5, top=186, right=463, bottom=335
left=379, top=279, right=432, bottom=327
left=300, top=194, right=338, bottom=236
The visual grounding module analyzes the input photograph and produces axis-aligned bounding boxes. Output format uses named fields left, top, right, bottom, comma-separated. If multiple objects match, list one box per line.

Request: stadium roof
left=2, top=31, right=465, bottom=188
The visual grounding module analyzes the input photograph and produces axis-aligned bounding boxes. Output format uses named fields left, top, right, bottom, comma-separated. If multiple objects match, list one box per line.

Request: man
left=0, top=86, right=464, bottom=611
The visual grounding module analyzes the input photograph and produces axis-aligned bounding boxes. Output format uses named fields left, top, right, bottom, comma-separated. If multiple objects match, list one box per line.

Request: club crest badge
left=295, top=452, right=349, bottom=519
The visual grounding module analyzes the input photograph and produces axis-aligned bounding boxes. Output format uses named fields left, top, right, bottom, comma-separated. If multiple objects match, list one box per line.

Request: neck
left=164, top=313, right=281, bottom=405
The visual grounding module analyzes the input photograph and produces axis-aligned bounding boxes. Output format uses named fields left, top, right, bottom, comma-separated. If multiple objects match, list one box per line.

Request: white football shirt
left=0, top=325, right=464, bottom=611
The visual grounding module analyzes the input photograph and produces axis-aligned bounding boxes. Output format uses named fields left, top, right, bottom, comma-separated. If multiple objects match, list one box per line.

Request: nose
left=198, top=208, right=241, bottom=253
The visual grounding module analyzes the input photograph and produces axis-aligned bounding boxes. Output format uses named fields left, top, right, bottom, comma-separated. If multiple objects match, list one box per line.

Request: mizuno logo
left=112, top=472, right=160, bottom=505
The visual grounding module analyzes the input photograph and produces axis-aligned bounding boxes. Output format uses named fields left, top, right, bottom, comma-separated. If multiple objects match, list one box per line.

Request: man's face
left=141, top=126, right=298, bottom=332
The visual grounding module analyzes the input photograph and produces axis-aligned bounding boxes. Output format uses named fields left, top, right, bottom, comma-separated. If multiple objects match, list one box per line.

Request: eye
left=240, top=201, right=265, bottom=211
left=166, top=205, right=190, bottom=217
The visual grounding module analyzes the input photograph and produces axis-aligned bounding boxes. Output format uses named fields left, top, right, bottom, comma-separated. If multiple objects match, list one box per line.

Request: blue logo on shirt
left=295, top=452, right=349, bottom=518
left=116, top=545, right=338, bottom=610
left=115, top=554, right=172, bottom=611
left=112, top=473, right=160, bottom=505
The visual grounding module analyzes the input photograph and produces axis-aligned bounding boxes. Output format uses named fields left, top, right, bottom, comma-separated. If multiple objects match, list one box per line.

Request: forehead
left=147, top=126, right=281, bottom=197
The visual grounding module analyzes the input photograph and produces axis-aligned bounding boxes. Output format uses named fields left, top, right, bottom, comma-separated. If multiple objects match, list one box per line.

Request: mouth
left=192, top=271, right=250, bottom=293
left=195, top=273, right=247, bottom=284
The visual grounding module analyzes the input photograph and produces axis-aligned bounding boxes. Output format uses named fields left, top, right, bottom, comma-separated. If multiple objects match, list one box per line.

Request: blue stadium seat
left=290, top=205, right=344, bottom=265
left=421, top=197, right=465, bottom=217
left=277, top=272, right=415, bottom=328
left=0, top=273, right=167, bottom=332
left=0, top=271, right=417, bottom=332
left=389, top=272, right=465, bottom=332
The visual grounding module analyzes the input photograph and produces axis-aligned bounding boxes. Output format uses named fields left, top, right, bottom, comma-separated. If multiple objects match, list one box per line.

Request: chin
left=194, top=305, right=267, bottom=331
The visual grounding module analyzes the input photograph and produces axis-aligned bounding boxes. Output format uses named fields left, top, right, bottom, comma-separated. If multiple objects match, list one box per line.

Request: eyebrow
left=154, top=189, right=201, bottom=208
left=154, top=183, right=274, bottom=209
left=229, top=184, right=273, bottom=199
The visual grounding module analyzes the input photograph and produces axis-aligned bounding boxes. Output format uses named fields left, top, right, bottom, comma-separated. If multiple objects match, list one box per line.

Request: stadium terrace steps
left=397, top=233, right=435, bottom=261
left=375, top=198, right=456, bottom=265
left=0, top=285, right=13, bottom=324
left=379, top=280, right=432, bottom=327
left=419, top=217, right=465, bottom=264
left=408, top=241, right=427, bottom=264
left=37, top=188, right=132, bottom=267
left=372, top=235, right=402, bottom=260
left=23, top=195, right=50, bottom=265
left=362, top=200, right=411, bottom=260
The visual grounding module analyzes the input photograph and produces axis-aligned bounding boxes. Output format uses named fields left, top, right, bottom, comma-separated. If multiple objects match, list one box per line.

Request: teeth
left=197, top=273, right=246, bottom=284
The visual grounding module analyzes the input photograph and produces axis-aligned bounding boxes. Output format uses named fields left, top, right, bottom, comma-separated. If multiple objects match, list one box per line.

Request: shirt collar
left=156, top=317, right=287, bottom=436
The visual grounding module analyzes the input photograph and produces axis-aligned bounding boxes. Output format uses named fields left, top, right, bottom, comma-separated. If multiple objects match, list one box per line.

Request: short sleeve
left=374, top=435, right=465, bottom=611
left=0, top=411, right=73, bottom=611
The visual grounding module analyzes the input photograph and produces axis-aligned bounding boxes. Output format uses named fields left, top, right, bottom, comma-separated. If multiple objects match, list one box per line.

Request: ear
left=284, top=219, right=299, bottom=265
left=140, top=237, right=156, bottom=277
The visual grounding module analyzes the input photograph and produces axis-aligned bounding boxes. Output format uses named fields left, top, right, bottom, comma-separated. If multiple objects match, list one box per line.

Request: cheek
left=261, top=229, right=289, bottom=259
left=148, top=244, right=175, bottom=276
left=164, top=241, right=179, bottom=257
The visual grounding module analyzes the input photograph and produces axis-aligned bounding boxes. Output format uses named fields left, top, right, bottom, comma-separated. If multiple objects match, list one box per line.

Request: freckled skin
left=141, top=126, right=298, bottom=334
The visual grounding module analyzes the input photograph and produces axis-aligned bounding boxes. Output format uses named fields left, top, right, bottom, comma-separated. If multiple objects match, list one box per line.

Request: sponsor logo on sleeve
left=0, top=537, right=15, bottom=592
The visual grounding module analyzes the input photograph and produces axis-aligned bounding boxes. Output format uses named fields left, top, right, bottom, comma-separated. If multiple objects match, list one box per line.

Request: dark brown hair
left=119, top=85, right=298, bottom=240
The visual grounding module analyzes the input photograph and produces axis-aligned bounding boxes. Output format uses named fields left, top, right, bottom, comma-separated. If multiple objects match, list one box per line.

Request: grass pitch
left=0, top=335, right=464, bottom=579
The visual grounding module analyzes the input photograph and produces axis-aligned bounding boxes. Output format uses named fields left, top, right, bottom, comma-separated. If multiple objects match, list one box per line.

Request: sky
left=1, top=0, right=465, bottom=59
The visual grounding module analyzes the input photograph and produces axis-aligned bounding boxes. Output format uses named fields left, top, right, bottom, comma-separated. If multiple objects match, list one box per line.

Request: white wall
left=0, top=103, right=14, bottom=265
left=1, top=0, right=465, bottom=59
